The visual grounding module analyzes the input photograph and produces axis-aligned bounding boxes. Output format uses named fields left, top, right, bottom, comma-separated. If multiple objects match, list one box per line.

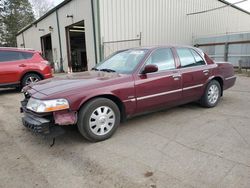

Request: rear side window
left=0, top=51, right=22, bottom=62
left=146, top=48, right=176, bottom=71
left=191, top=49, right=205, bottom=65
left=21, top=52, right=34, bottom=59
left=176, top=48, right=205, bottom=68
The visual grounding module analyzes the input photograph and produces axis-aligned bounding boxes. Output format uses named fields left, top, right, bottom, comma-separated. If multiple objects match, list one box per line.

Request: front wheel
left=77, top=98, right=120, bottom=142
left=200, top=80, right=221, bottom=108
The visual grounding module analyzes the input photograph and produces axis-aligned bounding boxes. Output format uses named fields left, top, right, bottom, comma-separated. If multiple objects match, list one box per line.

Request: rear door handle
left=19, top=64, right=26, bottom=67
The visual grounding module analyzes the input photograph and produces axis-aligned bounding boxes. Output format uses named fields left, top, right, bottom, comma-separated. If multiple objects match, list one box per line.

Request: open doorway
left=66, top=21, right=87, bottom=72
left=41, top=34, right=53, bottom=67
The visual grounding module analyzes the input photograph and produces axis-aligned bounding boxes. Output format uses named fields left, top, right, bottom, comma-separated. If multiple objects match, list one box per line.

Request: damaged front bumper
left=22, top=113, right=50, bottom=134
left=20, top=94, right=77, bottom=138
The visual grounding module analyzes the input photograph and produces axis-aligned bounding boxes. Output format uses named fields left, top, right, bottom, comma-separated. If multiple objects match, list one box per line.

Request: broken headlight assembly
left=26, top=98, right=69, bottom=113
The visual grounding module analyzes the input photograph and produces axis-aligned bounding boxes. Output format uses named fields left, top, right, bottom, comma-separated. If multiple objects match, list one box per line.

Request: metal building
left=195, top=32, right=250, bottom=67
left=16, top=0, right=250, bottom=72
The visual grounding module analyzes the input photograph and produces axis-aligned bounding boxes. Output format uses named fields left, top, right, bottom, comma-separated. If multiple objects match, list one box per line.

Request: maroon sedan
left=20, top=46, right=236, bottom=142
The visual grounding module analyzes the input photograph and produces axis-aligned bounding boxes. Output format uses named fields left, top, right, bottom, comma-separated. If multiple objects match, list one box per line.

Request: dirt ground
left=0, top=75, right=250, bottom=188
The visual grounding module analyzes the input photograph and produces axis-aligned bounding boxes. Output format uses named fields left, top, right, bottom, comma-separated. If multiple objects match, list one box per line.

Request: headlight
left=26, top=98, right=69, bottom=113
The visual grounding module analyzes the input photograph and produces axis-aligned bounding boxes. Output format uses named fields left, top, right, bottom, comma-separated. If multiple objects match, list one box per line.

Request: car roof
left=0, top=47, right=37, bottom=53
left=130, top=45, right=201, bottom=51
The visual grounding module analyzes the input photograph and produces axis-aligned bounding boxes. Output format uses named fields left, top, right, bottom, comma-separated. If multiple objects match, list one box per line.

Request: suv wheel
left=21, top=73, right=41, bottom=87
left=201, top=80, right=221, bottom=108
left=77, top=98, right=120, bottom=142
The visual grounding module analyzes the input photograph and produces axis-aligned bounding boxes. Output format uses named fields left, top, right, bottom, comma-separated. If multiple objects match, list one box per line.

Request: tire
left=200, top=80, right=221, bottom=108
left=77, top=98, right=121, bottom=142
left=21, top=73, right=42, bottom=87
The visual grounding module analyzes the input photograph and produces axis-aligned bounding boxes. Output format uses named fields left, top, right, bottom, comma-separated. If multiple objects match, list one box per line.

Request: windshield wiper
left=99, top=68, right=116, bottom=73
left=91, top=67, right=99, bottom=71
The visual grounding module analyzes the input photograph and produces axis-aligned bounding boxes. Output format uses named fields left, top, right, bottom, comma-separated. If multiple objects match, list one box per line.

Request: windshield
left=94, top=49, right=147, bottom=74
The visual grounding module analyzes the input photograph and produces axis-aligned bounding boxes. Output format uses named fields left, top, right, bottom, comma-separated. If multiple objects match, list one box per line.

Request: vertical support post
left=21, top=33, right=25, bottom=48
left=101, top=37, right=104, bottom=61
left=238, top=60, right=242, bottom=73
left=95, top=0, right=103, bottom=62
left=56, top=10, right=64, bottom=72
left=139, top=32, right=142, bottom=46
left=91, top=0, right=98, bottom=65
left=224, top=43, right=229, bottom=62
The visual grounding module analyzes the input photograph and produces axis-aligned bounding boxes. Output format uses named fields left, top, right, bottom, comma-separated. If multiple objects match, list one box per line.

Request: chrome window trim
left=177, top=64, right=207, bottom=71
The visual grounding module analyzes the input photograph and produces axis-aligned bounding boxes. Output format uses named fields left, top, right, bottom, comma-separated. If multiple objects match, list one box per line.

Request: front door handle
left=172, top=75, right=181, bottom=80
left=203, top=70, right=209, bottom=75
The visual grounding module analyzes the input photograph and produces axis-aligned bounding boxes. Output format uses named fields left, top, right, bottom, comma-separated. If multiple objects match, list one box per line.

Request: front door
left=134, top=48, right=182, bottom=113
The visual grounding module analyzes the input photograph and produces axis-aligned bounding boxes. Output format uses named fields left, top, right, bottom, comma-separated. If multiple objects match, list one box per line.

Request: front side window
left=176, top=48, right=205, bottom=68
left=145, top=48, right=176, bottom=71
left=0, top=51, right=24, bottom=62
left=94, top=49, right=147, bottom=74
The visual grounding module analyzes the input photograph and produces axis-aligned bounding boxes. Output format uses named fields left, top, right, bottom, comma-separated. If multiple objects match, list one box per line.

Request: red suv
left=0, top=47, right=53, bottom=89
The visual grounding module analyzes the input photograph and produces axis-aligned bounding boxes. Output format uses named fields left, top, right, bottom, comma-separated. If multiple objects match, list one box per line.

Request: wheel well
left=21, top=71, right=44, bottom=82
left=80, top=95, right=126, bottom=122
left=212, top=77, right=223, bottom=96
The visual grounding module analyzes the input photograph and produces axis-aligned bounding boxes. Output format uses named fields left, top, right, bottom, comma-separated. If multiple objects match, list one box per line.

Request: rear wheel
left=77, top=98, right=120, bottom=142
left=21, top=73, right=42, bottom=87
left=200, top=80, right=221, bottom=108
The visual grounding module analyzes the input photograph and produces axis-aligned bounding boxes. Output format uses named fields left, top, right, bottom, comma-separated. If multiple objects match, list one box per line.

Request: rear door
left=175, top=48, right=210, bottom=101
left=0, top=50, right=30, bottom=85
left=134, top=48, right=182, bottom=113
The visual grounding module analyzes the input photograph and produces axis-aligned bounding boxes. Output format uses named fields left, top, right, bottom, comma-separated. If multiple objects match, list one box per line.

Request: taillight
left=41, top=60, right=50, bottom=65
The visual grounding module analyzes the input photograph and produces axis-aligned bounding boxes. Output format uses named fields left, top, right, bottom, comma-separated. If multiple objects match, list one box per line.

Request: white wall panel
left=17, top=0, right=250, bottom=67
left=99, top=0, right=250, bottom=55
left=17, top=0, right=96, bottom=72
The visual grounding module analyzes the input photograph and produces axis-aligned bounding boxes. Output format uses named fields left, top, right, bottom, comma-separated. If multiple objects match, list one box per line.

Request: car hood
left=24, top=71, right=127, bottom=98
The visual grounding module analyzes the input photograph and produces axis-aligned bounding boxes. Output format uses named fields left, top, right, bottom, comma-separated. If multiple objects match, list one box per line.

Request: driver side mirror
left=142, top=64, right=158, bottom=74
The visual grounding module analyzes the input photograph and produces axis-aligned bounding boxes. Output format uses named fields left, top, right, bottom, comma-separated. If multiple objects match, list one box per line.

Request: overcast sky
left=54, top=0, right=64, bottom=6
left=226, top=0, right=250, bottom=12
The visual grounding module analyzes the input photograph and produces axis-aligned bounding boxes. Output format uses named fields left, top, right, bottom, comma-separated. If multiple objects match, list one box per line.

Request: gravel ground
left=0, top=75, right=250, bottom=188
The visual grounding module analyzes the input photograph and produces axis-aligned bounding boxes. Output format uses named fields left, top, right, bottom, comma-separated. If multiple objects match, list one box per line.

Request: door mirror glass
left=142, top=64, right=158, bottom=74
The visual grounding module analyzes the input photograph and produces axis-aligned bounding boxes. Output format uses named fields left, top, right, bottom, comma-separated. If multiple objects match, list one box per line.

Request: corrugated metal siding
left=99, top=0, right=250, bottom=56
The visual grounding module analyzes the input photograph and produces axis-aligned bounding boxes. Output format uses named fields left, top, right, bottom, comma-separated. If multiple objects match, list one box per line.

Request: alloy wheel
left=25, top=76, right=40, bottom=85
left=207, top=84, right=219, bottom=105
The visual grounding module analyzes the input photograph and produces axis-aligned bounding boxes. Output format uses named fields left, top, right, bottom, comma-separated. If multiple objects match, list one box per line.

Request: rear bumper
left=224, top=76, right=236, bottom=90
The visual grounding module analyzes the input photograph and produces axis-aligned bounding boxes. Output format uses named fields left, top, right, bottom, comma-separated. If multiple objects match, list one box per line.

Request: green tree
left=0, top=0, right=5, bottom=46
left=0, top=0, right=35, bottom=47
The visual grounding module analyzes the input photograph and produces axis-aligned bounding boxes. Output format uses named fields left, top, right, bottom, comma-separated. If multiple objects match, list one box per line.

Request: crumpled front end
left=20, top=91, right=77, bottom=138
